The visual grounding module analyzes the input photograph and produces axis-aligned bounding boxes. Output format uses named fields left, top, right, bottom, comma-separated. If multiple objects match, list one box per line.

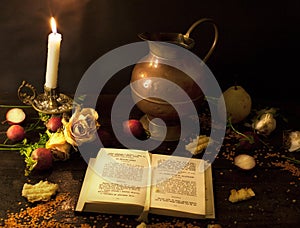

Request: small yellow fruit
left=220, top=85, right=252, bottom=124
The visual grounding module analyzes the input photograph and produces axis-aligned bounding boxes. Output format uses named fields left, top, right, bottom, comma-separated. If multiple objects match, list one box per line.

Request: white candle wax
left=45, top=18, right=62, bottom=89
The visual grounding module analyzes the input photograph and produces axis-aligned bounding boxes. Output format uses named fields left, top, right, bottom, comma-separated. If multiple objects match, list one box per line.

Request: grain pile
left=272, top=160, right=300, bottom=177
left=220, top=128, right=300, bottom=179
left=2, top=193, right=90, bottom=228
left=147, top=218, right=201, bottom=228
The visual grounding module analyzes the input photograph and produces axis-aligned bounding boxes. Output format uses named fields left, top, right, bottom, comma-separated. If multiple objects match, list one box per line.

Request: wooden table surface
left=0, top=93, right=299, bottom=228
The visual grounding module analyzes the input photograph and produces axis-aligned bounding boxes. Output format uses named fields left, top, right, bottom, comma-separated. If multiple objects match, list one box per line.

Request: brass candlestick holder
left=18, top=81, right=73, bottom=114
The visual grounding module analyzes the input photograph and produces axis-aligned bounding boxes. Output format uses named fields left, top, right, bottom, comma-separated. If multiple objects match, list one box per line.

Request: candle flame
left=50, top=17, right=57, bottom=34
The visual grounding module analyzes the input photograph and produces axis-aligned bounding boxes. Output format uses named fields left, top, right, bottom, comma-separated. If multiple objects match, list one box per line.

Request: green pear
left=220, top=85, right=252, bottom=124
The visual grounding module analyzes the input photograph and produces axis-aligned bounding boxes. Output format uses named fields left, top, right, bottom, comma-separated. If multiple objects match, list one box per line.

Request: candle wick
left=52, top=27, right=57, bottom=34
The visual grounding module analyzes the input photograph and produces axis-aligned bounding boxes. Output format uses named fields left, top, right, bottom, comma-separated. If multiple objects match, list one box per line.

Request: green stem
left=228, top=118, right=253, bottom=143
left=3, top=138, right=8, bottom=145
left=258, top=137, right=271, bottom=149
left=0, top=105, right=32, bottom=108
left=204, top=96, right=219, bottom=105
left=25, top=118, right=43, bottom=133
left=0, top=147, right=22, bottom=151
left=282, top=156, right=300, bottom=165
left=0, top=143, right=24, bottom=147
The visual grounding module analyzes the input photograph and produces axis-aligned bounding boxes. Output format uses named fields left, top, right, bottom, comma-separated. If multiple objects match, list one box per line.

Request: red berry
left=6, top=125, right=25, bottom=142
left=46, top=116, right=62, bottom=132
left=31, top=148, right=53, bottom=171
left=122, top=119, right=145, bottom=138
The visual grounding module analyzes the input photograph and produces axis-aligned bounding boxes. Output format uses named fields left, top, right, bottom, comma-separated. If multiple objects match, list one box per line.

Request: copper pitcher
left=130, top=18, right=218, bottom=141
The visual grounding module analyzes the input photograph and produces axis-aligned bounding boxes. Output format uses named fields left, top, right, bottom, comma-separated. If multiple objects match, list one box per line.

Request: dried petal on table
left=22, top=180, right=59, bottom=203
left=284, top=130, right=300, bottom=152
left=185, top=135, right=210, bottom=155
left=228, top=188, right=255, bottom=203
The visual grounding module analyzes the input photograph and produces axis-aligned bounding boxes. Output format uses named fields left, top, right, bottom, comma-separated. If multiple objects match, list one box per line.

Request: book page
left=150, top=154, right=206, bottom=217
left=84, top=148, right=151, bottom=206
left=75, top=158, right=97, bottom=212
left=204, top=164, right=215, bottom=218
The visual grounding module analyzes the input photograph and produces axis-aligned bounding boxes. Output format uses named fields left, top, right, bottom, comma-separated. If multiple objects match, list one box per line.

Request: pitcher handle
left=184, top=18, right=218, bottom=63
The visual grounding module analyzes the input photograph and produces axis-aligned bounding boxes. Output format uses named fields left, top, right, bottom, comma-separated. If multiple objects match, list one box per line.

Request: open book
left=75, top=148, right=215, bottom=219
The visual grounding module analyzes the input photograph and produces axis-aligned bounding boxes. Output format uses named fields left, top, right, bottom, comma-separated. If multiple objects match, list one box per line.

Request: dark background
left=1, top=0, right=299, bottom=102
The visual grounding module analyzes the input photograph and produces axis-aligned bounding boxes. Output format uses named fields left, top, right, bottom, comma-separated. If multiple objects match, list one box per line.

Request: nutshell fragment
left=22, top=180, right=59, bottom=203
left=185, top=135, right=210, bottom=155
left=229, top=188, right=255, bottom=203
left=234, top=154, right=256, bottom=170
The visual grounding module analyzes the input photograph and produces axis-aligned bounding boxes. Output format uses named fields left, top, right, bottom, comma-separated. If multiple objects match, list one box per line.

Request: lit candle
left=45, top=17, right=62, bottom=89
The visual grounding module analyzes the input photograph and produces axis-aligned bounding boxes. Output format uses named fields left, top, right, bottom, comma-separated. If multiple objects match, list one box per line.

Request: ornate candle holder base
left=18, top=81, right=73, bottom=114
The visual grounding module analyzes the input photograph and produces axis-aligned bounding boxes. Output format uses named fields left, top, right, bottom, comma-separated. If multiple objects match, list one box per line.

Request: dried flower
left=253, top=112, right=276, bottom=136
left=46, top=131, right=71, bottom=161
left=63, top=107, right=100, bottom=147
left=284, top=130, right=300, bottom=152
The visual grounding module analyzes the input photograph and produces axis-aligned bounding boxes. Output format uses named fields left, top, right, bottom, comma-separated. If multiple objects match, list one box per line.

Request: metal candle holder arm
left=18, top=80, right=73, bottom=114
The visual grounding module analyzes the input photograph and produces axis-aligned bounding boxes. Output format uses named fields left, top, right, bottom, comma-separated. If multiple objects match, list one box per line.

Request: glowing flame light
left=50, top=17, right=57, bottom=34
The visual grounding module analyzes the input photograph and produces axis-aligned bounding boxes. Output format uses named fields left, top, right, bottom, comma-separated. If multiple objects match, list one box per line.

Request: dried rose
left=253, top=112, right=276, bottom=136
left=46, top=131, right=71, bottom=161
left=284, top=130, right=300, bottom=152
left=63, top=107, right=100, bottom=147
